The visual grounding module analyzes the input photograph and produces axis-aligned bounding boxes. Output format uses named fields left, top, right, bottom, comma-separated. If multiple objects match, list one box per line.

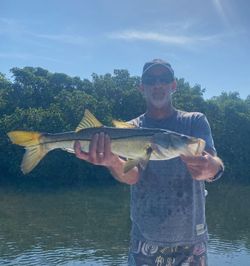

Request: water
left=0, top=182, right=249, bottom=265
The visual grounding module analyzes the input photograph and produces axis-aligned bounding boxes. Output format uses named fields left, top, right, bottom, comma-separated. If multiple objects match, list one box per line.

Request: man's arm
left=180, top=151, right=224, bottom=182
left=106, top=156, right=139, bottom=185
left=181, top=113, right=224, bottom=181
left=74, top=132, right=139, bottom=185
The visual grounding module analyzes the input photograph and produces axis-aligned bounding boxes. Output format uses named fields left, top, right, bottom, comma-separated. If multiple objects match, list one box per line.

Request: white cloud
left=212, top=0, right=229, bottom=26
left=33, top=33, right=87, bottom=45
left=0, top=17, right=86, bottom=46
left=108, top=30, right=219, bottom=45
left=0, top=17, right=24, bottom=35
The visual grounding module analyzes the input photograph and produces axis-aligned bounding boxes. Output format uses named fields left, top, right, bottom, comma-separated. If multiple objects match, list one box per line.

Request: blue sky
left=0, top=0, right=249, bottom=99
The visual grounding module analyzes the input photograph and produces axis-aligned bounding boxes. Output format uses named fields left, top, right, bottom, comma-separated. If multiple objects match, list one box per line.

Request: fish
left=7, top=110, right=206, bottom=174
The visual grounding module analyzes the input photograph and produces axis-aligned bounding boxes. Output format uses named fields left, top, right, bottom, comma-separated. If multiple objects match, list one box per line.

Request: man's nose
left=154, top=79, right=164, bottom=87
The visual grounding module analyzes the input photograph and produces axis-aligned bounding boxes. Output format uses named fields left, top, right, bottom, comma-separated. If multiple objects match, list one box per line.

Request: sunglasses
left=142, top=75, right=174, bottom=86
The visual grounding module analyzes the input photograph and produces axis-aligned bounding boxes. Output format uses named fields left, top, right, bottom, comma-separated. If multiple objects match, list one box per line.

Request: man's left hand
left=180, top=151, right=221, bottom=181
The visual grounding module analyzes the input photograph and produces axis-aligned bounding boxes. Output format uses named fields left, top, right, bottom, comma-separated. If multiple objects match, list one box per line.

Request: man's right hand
left=73, top=132, right=139, bottom=185
left=73, top=132, right=119, bottom=167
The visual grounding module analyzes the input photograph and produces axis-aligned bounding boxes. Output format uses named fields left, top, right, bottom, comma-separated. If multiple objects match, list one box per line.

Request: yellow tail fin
left=7, top=131, right=41, bottom=146
left=21, top=146, right=48, bottom=174
left=7, top=131, right=48, bottom=174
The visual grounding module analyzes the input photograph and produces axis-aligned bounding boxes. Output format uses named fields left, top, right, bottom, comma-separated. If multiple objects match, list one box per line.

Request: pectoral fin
left=124, top=159, right=141, bottom=173
left=123, top=146, right=153, bottom=173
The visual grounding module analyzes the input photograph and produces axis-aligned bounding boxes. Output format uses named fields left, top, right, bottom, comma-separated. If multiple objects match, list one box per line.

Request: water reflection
left=0, top=185, right=130, bottom=265
left=206, top=183, right=250, bottom=247
left=0, top=182, right=250, bottom=265
left=206, top=183, right=250, bottom=266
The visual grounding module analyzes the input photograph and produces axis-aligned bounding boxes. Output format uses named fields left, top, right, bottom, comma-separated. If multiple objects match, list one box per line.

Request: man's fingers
left=89, top=134, right=99, bottom=162
left=104, top=134, right=111, bottom=155
left=180, top=154, right=207, bottom=165
left=89, top=133, right=109, bottom=164
left=97, top=132, right=105, bottom=154
left=74, top=141, right=89, bottom=160
left=95, top=132, right=106, bottom=162
left=74, top=133, right=114, bottom=166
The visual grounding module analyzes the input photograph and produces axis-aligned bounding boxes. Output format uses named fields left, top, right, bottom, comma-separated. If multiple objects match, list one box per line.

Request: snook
left=7, top=110, right=206, bottom=174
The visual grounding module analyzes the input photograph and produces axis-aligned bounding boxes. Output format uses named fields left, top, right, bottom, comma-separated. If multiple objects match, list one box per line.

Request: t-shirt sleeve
left=191, top=114, right=217, bottom=155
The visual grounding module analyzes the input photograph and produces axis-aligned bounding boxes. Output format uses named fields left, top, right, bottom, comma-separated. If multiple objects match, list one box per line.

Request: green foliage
left=0, top=67, right=249, bottom=186
left=206, top=92, right=250, bottom=181
left=0, top=73, right=13, bottom=115
left=173, top=78, right=207, bottom=113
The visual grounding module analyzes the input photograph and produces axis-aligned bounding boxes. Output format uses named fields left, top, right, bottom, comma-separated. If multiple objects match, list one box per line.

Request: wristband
left=207, top=165, right=224, bottom=182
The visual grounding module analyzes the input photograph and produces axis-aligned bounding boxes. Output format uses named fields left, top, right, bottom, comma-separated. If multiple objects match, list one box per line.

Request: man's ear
left=171, top=79, right=177, bottom=92
left=138, top=84, right=144, bottom=94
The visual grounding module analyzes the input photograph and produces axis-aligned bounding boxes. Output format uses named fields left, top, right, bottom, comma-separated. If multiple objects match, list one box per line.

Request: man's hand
left=74, top=132, right=119, bottom=167
left=73, top=132, right=139, bottom=185
left=180, top=151, right=223, bottom=181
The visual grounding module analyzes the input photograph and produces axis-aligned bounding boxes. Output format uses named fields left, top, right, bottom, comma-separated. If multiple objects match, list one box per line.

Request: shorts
left=128, top=239, right=207, bottom=266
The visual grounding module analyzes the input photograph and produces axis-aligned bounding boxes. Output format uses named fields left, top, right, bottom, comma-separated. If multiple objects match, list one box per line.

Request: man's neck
left=146, top=105, right=175, bottom=120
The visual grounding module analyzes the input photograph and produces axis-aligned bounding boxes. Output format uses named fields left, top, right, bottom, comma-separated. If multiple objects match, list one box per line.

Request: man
left=74, top=59, right=224, bottom=266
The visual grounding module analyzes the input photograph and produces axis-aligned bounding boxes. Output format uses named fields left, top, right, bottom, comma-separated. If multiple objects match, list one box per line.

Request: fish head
left=185, top=136, right=206, bottom=155
left=152, top=132, right=206, bottom=157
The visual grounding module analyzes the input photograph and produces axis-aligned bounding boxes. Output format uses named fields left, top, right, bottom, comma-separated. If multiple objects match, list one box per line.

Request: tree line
left=0, top=67, right=249, bottom=187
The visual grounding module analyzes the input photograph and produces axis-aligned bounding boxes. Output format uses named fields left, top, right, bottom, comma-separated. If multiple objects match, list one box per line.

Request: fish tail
left=7, top=131, right=41, bottom=146
left=7, top=131, right=48, bottom=174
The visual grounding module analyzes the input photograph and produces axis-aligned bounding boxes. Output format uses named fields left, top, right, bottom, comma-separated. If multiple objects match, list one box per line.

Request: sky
left=0, top=0, right=249, bottom=99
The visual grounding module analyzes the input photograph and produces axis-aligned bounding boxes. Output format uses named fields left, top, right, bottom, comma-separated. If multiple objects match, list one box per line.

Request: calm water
left=0, top=182, right=249, bottom=265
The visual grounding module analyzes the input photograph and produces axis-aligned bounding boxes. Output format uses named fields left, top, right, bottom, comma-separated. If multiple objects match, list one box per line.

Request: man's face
left=141, top=65, right=175, bottom=109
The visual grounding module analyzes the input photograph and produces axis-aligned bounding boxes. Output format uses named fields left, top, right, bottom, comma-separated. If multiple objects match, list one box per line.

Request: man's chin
left=150, top=100, right=169, bottom=108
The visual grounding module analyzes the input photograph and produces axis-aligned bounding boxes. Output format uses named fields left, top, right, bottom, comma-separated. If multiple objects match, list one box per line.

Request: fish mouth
left=186, top=138, right=206, bottom=156
left=195, top=139, right=206, bottom=155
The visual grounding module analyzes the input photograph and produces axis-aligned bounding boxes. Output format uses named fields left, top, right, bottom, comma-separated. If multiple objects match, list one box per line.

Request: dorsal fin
left=112, top=120, right=137, bottom=128
left=75, top=109, right=103, bottom=132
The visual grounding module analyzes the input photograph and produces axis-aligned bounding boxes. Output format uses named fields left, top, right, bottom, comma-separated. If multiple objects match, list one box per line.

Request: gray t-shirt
left=129, top=109, right=216, bottom=247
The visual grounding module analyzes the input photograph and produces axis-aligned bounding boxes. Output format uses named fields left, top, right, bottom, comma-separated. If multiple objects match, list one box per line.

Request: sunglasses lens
left=159, top=76, right=173, bottom=83
left=142, top=75, right=173, bottom=85
left=142, top=76, right=155, bottom=85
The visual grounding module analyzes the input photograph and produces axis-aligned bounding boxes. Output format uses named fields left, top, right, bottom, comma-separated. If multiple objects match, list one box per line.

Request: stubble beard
left=145, top=90, right=172, bottom=109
